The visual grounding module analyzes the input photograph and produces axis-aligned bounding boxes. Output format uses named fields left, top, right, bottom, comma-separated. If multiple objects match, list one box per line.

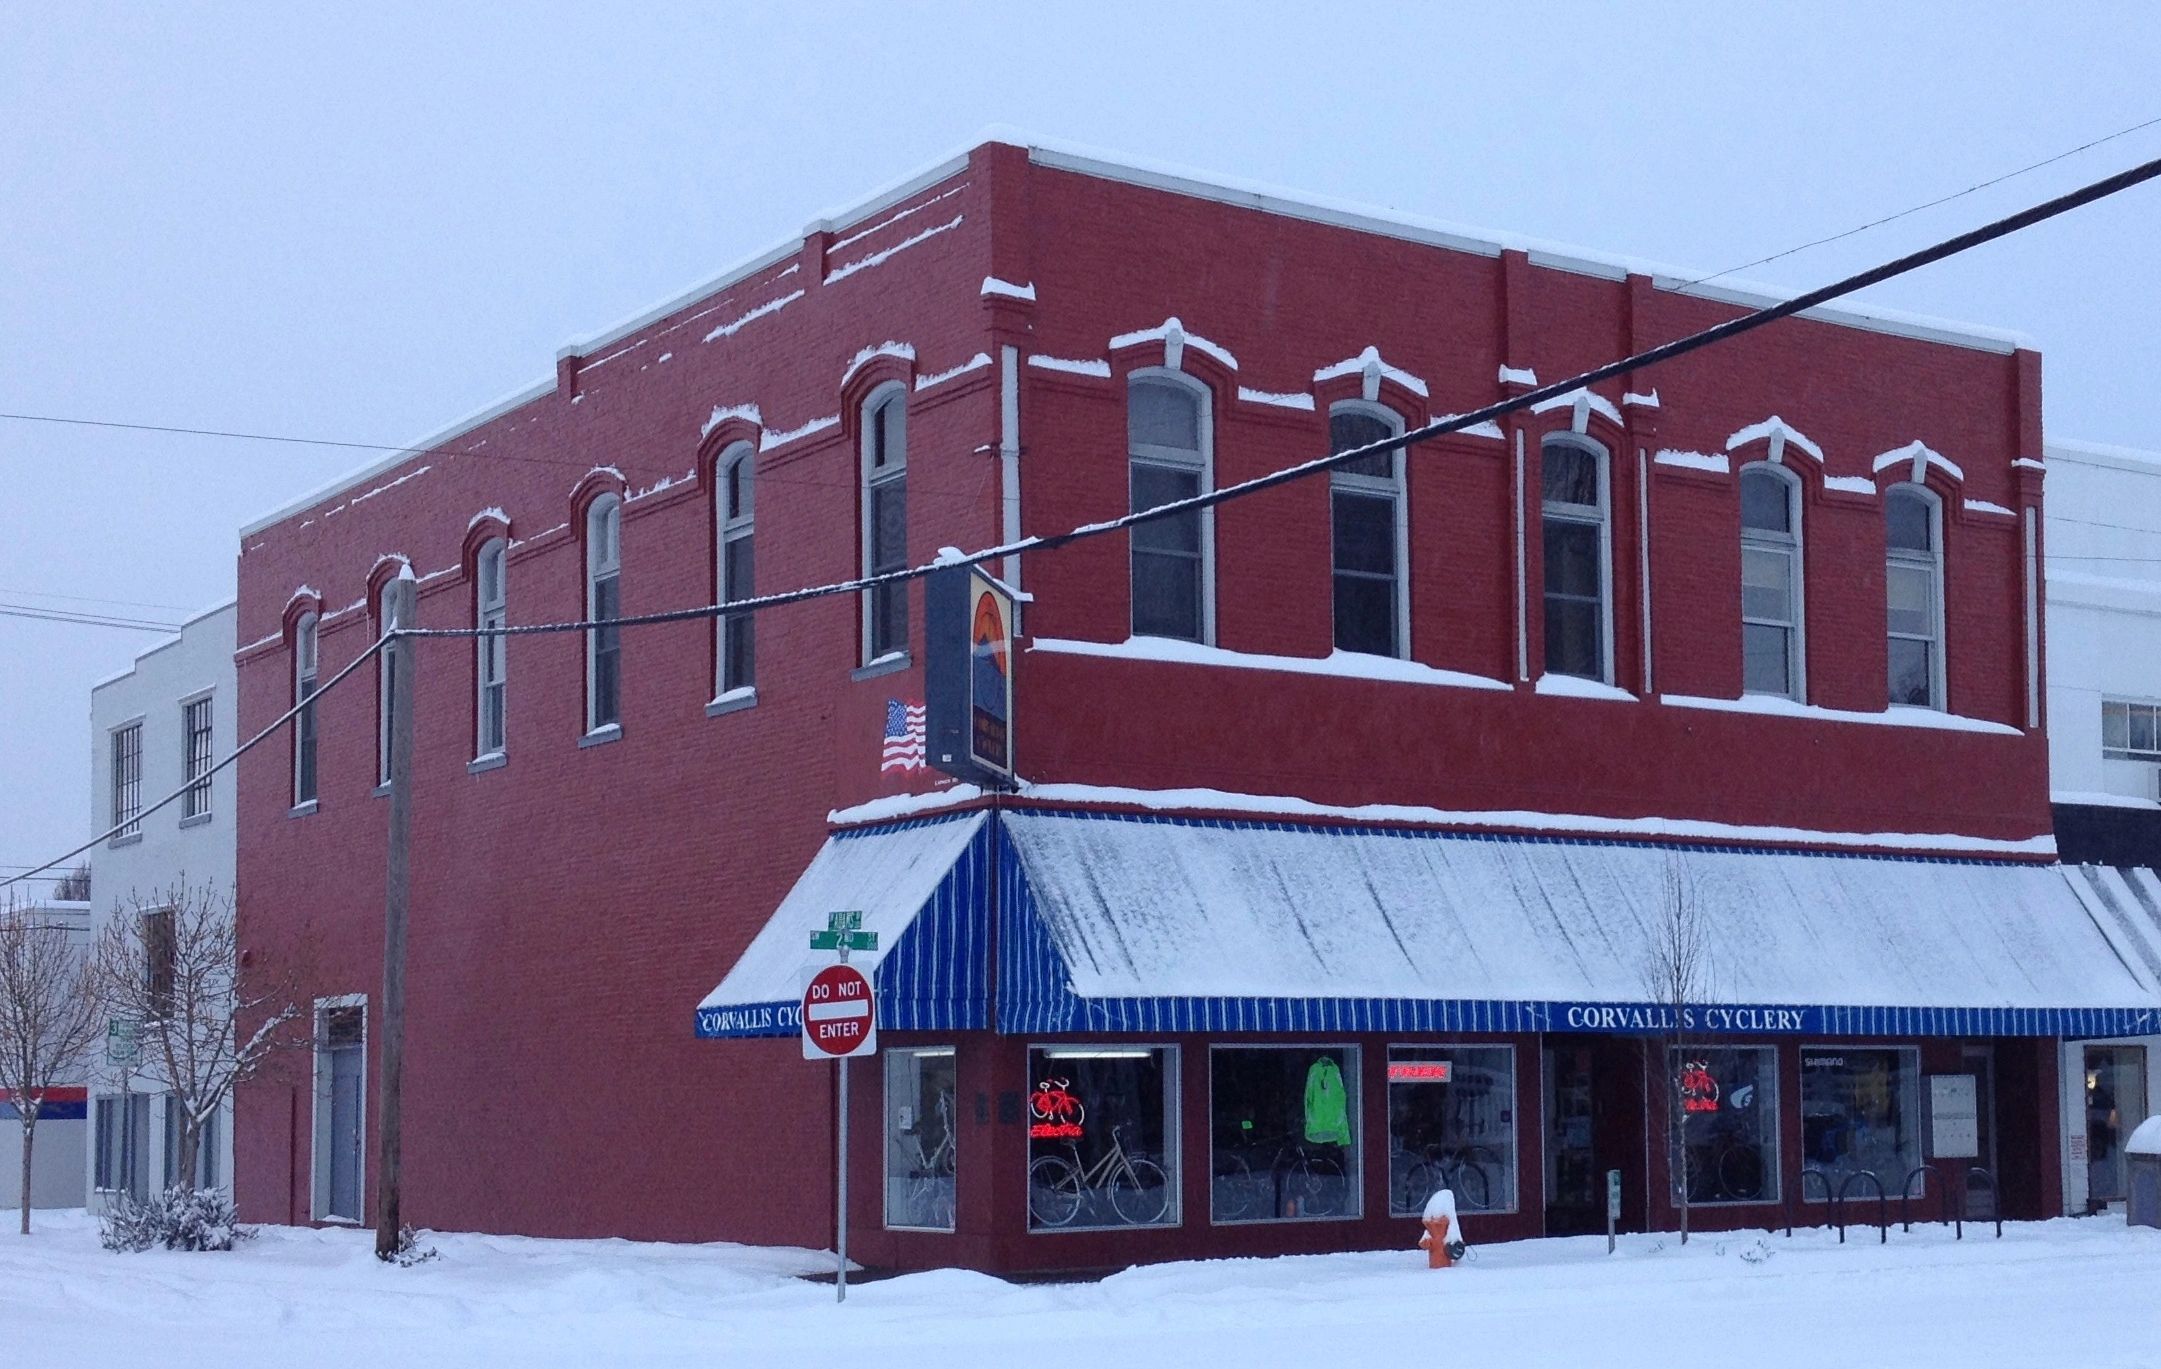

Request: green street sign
left=827, top=911, right=863, bottom=932
left=810, top=930, right=880, bottom=952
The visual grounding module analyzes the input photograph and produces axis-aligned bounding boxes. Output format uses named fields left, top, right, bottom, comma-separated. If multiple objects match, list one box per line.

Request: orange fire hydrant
left=1419, top=1213, right=1454, bottom=1269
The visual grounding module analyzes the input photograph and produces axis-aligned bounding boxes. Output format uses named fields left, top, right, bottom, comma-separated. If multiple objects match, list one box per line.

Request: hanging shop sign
left=1387, top=1060, right=1453, bottom=1084
left=925, top=563, right=1017, bottom=786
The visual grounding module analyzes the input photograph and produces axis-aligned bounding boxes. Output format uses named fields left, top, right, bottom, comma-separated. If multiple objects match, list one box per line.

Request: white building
left=85, top=601, right=237, bottom=1207
left=2045, top=439, right=2161, bottom=1215
left=0, top=898, right=91, bottom=1211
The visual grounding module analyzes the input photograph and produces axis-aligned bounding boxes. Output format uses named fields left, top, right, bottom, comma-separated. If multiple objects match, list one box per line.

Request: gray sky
left=6, top=4, right=2160, bottom=882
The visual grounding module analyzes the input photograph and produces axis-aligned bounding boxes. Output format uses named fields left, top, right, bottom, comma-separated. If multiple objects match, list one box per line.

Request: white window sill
left=468, top=751, right=508, bottom=775
left=179, top=811, right=213, bottom=829
left=579, top=723, right=623, bottom=749
left=107, top=831, right=142, bottom=848
left=1533, top=673, right=1636, bottom=702
left=288, top=800, right=318, bottom=818
left=852, top=651, right=911, bottom=681
left=371, top=781, right=392, bottom=798
left=706, top=686, right=758, bottom=718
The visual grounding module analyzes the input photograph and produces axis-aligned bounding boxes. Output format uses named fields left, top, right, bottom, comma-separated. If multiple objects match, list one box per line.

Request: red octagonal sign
left=801, top=963, right=878, bottom=1059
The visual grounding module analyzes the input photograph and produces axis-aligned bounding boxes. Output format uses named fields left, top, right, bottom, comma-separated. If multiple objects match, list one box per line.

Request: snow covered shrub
left=98, top=1187, right=250, bottom=1253
left=384, top=1223, right=439, bottom=1267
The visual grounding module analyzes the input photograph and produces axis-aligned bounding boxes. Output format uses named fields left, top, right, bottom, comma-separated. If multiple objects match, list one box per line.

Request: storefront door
left=1544, top=1044, right=1600, bottom=1235
left=1959, top=1046, right=1997, bottom=1219
left=2084, top=1045, right=2149, bottom=1208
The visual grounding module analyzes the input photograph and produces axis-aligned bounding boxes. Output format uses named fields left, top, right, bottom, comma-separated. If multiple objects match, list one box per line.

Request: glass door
left=2085, top=1045, right=2149, bottom=1208
left=1544, top=1045, right=1599, bottom=1234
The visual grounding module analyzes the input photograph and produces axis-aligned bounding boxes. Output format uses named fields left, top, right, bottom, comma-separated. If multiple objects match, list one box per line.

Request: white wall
left=84, top=602, right=237, bottom=1207
left=0, top=1118, right=87, bottom=1209
left=2044, top=440, right=2161, bottom=804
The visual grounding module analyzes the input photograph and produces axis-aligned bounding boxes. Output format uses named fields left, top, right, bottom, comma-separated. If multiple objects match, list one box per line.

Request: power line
left=7, top=151, right=2161, bottom=891
left=0, top=631, right=390, bottom=892
left=0, top=587, right=199, bottom=615
left=0, top=602, right=184, bottom=633
left=1684, top=111, right=2161, bottom=288
left=396, top=152, right=2161, bottom=645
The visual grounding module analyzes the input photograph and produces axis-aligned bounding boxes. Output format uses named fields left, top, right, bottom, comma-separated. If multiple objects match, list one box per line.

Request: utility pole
left=375, top=570, right=416, bottom=1260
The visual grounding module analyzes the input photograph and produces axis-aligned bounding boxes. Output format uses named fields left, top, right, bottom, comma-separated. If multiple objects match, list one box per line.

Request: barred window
left=111, top=722, right=142, bottom=838
left=181, top=697, right=213, bottom=819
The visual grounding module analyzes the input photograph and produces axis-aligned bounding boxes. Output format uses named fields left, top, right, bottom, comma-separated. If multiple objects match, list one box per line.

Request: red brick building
left=232, top=136, right=2158, bottom=1273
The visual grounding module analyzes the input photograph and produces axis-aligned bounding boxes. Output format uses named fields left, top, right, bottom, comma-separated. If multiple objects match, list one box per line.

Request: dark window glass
left=1886, top=488, right=1934, bottom=552
left=1888, top=637, right=1933, bottom=707
left=1743, top=623, right=1791, bottom=696
left=1332, top=491, right=1397, bottom=656
left=1329, top=411, right=1394, bottom=479
left=1387, top=1046, right=1518, bottom=1215
left=1739, top=469, right=1791, bottom=533
left=295, top=688, right=317, bottom=804
left=1673, top=1047, right=1779, bottom=1205
left=1129, top=380, right=1200, bottom=450
left=111, top=724, right=142, bottom=835
left=590, top=573, right=621, bottom=728
left=1026, top=1047, right=1177, bottom=1230
left=1211, top=1047, right=1360, bottom=1222
left=1543, top=518, right=1604, bottom=679
left=1131, top=462, right=1203, bottom=640
left=866, top=406, right=907, bottom=660
left=1800, top=1048, right=1920, bottom=1196
left=722, top=532, right=755, bottom=692
left=1542, top=444, right=1600, bottom=507
left=884, top=1048, right=958, bottom=1231
left=181, top=698, right=213, bottom=819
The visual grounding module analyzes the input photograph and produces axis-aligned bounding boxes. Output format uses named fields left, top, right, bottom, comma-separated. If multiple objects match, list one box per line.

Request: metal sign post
left=803, top=912, right=878, bottom=1304
left=1606, top=1169, right=1622, bottom=1254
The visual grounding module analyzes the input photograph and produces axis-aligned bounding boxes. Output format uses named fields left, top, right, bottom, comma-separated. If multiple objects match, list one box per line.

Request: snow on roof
left=699, top=812, right=988, bottom=1011
left=1030, top=636, right=1510, bottom=693
left=999, top=809, right=2144, bottom=1009
left=981, top=276, right=1037, bottom=301
left=90, top=599, right=238, bottom=691
left=825, top=213, right=964, bottom=286
left=2129, top=1116, right=2161, bottom=1156
left=1528, top=387, right=1624, bottom=432
left=2045, top=438, right=2161, bottom=473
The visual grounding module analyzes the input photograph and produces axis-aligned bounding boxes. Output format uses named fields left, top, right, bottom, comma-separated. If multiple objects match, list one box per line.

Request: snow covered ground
left=6, top=1211, right=2158, bottom=1367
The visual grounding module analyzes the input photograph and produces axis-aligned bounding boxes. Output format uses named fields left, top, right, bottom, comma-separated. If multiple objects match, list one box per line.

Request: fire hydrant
left=1418, top=1189, right=1466, bottom=1269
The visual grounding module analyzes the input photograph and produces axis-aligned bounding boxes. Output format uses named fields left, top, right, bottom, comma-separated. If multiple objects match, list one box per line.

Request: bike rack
left=1965, top=1166, right=2003, bottom=1239
left=1831, top=1170, right=1888, bottom=1244
left=1899, top=1164, right=1959, bottom=1239
left=1786, top=1167, right=1832, bottom=1237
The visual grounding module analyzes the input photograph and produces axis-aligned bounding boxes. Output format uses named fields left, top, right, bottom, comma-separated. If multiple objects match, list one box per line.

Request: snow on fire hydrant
left=1418, top=1188, right=1467, bottom=1269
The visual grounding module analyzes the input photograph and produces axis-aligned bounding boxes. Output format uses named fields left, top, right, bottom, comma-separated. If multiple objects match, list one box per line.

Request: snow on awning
left=996, top=810, right=2161, bottom=1039
left=695, top=812, right=989, bottom=1038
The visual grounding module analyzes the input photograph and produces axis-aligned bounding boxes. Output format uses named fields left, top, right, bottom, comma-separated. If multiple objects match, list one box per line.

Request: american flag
left=881, top=698, right=927, bottom=772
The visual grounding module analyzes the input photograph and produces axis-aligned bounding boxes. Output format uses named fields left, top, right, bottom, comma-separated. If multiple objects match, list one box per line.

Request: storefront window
left=2085, top=1045, right=2148, bottom=1205
left=1671, top=1046, right=1779, bottom=1205
left=884, top=1047, right=957, bottom=1231
left=1801, top=1047, right=1920, bottom=1196
left=1026, top=1046, right=1178, bottom=1230
left=1210, top=1046, right=1360, bottom=1222
left=1387, top=1045, right=1517, bottom=1215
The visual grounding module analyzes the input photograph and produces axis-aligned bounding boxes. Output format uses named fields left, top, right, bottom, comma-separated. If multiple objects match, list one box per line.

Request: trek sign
left=801, top=963, right=877, bottom=1060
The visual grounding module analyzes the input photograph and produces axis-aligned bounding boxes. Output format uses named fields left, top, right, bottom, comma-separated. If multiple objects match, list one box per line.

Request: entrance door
left=2084, top=1045, right=2149, bottom=1208
left=1544, top=1045, right=1601, bottom=1234
left=1959, top=1046, right=1998, bottom=1219
left=327, top=1045, right=364, bottom=1221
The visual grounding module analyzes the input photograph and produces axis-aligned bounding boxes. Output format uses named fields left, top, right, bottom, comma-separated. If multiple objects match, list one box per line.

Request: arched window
left=1128, top=373, right=1212, bottom=642
left=374, top=592, right=397, bottom=789
left=1540, top=435, right=1610, bottom=682
left=293, top=612, right=319, bottom=805
left=717, top=444, right=756, bottom=695
left=585, top=495, right=623, bottom=733
left=1885, top=484, right=1943, bottom=709
left=1328, top=403, right=1406, bottom=658
left=862, top=388, right=909, bottom=663
left=475, top=538, right=508, bottom=757
left=1739, top=464, right=1803, bottom=699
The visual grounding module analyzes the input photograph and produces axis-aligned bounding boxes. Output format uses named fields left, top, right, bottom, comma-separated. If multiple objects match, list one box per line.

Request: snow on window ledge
left=706, top=686, right=758, bottom=718
left=1029, top=637, right=1511, bottom=693
left=287, top=800, right=318, bottom=819
left=1662, top=693, right=2021, bottom=737
left=1534, top=673, right=1637, bottom=702
left=852, top=652, right=911, bottom=681
left=579, top=723, right=623, bottom=749
left=467, top=751, right=507, bottom=775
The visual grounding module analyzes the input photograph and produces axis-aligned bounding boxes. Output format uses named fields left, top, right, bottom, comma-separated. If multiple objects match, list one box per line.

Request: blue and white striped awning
left=994, top=809, right=2161, bottom=1040
left=694, top=812, right=991, bottom=1038
left=695, top=807, right=2161, bottom=1041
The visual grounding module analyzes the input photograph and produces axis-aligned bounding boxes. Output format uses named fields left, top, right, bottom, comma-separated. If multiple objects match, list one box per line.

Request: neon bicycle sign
left=1029, top=1077, right=1086, bottom=1140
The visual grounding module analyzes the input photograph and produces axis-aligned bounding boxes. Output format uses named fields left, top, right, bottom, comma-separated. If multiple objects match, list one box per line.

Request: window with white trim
left=1329, top=405, right=1406, bottom=658
left=1885, top=484, right=1943, bottom=709
left=2102, top=699, right=2161, bottom=762
left=717, top=445, right=756, bottom=694
left=585, top=496, right=622, bottom=731
left=110, top=721, right=142, bottom=838
left=475, top=538, right=507, bottom=757
left=1541, top=436, right=1610, bottom=681
left=1128, top=374, right=1211, bottom=643
left=181, top=696, right=213, bottom=819
left=1740, top=464, right=1804, bottom=699
left=293, top=613, right=318, bottom=805
left=862, top=389, right=908, bottom=662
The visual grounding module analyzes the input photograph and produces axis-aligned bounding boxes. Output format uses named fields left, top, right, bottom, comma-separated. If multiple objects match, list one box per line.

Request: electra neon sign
left=1680, top=1060, right=1721, bottom=1113
left=1028, top=1078, right=1086, bottom=1140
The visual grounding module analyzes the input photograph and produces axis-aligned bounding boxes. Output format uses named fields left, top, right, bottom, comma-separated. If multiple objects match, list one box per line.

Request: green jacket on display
left=1304, top=1057, right=1351, bottom=1145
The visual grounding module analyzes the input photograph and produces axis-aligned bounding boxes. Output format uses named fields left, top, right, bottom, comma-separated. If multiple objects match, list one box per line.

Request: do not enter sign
left=801, top=963, right=878, bottom=1060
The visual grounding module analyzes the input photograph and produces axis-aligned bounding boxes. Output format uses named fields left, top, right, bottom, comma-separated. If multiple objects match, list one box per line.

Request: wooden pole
left=374, top=573, right=416, bottom=1260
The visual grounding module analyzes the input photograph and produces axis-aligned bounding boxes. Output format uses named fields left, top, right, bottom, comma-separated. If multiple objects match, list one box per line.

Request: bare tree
left=50, top=866, right=91, bottom=902
left=1640, top=857, right=1714, bottom=1245
left=88, top=881, right=307, bottom=1195
left=0, top=894, right=101, bottom=1234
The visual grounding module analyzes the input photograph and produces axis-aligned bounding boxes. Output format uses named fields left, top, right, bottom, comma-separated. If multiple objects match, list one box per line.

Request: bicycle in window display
left=1389, top=1141, right=1499, bottom=1214
left=898, top=1092, right=957, bottom=1229
left=1212, top=1132, right=1354, bottom=1221
left=1028, top=1122, right=1172, bottom=1227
